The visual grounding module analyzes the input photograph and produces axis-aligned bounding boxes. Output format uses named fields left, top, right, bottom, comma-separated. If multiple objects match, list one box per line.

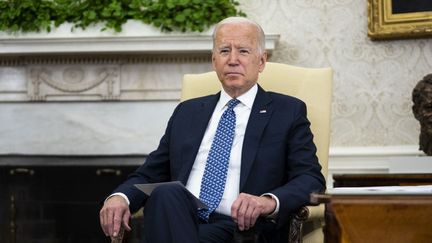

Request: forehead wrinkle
left=217, top=39, right=254, bottom=49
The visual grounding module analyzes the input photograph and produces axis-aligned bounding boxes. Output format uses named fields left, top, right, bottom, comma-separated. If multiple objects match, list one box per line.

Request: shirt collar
left=218, top=84, right=258, bottom=110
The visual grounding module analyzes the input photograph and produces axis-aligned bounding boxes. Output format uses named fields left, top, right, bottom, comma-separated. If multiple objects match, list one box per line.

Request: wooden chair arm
left=111, top=224, right=125, bottom=243
left=232, top=206, right=310, bottom=243
left=288, top=206, right=310, bottom=243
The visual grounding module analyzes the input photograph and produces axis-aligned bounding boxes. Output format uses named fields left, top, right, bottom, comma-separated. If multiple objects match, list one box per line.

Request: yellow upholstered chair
left=181, top=62, right=333, bottom=243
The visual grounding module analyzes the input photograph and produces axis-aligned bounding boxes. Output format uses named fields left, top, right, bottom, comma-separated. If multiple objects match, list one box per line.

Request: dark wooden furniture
left=312, top=193, right=432, bottom=243
left=333, top=173, right=432, bottom=187
left=316, top=173, right=432, bottom=243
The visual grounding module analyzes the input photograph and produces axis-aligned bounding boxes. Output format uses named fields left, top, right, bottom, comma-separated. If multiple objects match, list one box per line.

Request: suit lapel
left=240, top=86, right=273, bottom=190
left=178, top=94, right=219, bottom=184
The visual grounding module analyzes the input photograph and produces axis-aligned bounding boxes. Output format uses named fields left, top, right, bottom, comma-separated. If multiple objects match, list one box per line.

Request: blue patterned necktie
left=198, top=98, right=240, bottom=221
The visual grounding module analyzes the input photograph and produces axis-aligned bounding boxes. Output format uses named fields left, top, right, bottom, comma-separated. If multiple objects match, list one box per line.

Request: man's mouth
left=225, top=72, right=242, bottom=76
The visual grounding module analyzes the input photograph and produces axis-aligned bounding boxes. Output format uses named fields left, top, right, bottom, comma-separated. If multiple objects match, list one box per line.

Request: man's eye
left=240, top=49, right=250, bottom=54
left=220, top=49, right=229, bottom=54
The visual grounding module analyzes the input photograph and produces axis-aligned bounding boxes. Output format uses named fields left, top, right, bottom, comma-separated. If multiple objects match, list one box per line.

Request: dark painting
left=392, top=0, right=432, bottom=14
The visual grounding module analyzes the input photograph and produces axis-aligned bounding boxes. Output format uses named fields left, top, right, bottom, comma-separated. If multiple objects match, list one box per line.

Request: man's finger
left=237, top=199, right=250, bottom=230
left=122, top=210, right=132, bottom=231
left=106, top=208, right=115, bottom=236
left=99, top=208, right=109, bottom=236
left=243, top=204, right=256, bottom=229
left=111, top=224, right=125, bottom=243
left=231, top=197, right=242, bottom=223
left=112, top=209, right=124, bottom=237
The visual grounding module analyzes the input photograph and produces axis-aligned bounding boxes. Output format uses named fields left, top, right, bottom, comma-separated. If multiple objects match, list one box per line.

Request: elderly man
left=100, top=16, right=325, bottom=243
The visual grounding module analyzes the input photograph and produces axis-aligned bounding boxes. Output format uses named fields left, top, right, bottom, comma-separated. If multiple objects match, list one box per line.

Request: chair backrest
left=181, top=62, right=332, bottom=178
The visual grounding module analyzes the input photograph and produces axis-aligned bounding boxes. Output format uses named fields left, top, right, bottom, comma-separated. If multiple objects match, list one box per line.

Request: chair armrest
left=288, top=206, right=310, bottom=243
left=306, top=204, right=324, bottom=220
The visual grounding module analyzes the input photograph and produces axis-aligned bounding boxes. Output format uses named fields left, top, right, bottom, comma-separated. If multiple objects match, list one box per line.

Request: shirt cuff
left=105, top=192, right=130, bottom=205
left=261, top=193, right=280, bottom=218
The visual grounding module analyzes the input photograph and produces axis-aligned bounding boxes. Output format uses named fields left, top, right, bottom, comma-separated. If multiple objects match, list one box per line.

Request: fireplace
left=0, top=156, right=146, bottom=243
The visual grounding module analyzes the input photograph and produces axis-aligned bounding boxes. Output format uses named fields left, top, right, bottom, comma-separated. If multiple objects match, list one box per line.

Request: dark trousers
left=141, top=183, right=237, bottom=243
left=141, top=183, right=281, bottom=243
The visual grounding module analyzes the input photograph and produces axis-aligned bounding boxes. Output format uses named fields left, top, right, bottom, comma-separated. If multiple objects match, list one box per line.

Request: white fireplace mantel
left=0, top=21, right=280, bottom=55
left=0, top=21, right=280, bottom=103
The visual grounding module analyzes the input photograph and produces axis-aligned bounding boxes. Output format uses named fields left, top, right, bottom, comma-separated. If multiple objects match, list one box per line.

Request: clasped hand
left=231, top=193, right=276, bottom=231
left=99, top=195, right=131, bottom=239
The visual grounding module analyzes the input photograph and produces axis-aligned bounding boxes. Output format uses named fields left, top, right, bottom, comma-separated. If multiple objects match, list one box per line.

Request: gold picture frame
left=368, top=0, right=432, bottom=40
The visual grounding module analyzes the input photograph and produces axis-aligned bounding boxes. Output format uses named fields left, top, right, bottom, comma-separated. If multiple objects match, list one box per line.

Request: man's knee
left=149, top=183, right=186, bottom=202
left=146, top=183, right=198, bottom=210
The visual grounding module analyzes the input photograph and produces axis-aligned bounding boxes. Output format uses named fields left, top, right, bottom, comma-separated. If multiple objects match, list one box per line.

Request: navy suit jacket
left=114, top=85, right=325, bottom=232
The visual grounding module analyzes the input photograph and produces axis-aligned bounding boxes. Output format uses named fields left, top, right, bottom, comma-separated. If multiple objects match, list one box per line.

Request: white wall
left=238, top=0, right=432, bottom=178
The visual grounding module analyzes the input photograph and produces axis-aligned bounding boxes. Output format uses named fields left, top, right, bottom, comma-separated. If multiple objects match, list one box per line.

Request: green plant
left=0, top=0, right=245, bottom=33
left=0, top=1, right=56, bottom=32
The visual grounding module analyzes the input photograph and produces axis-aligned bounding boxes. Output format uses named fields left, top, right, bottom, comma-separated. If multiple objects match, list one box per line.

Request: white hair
left=212, top=17, right=266, bottom=54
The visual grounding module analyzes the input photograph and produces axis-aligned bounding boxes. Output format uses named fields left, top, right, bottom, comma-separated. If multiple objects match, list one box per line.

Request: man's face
left=212, top=23, right=267, bottom=97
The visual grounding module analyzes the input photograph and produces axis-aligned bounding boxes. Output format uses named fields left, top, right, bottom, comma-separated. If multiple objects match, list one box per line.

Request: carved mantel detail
left=28, top=66, right=120, bottom=101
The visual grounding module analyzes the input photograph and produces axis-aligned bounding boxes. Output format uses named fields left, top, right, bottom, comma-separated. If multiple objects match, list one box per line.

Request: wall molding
left=0, top=34, right=279, bottom=55
left=0, top=54, right=212, bottom=66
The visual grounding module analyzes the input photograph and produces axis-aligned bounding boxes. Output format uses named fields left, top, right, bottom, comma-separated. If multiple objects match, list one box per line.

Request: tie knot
left=227, top=99, right=240, bottom=110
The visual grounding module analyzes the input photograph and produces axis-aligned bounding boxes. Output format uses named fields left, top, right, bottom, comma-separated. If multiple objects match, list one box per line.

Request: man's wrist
left=261, top=193, right=280, bottom=218
left=106, top=192, right=130, bottom=205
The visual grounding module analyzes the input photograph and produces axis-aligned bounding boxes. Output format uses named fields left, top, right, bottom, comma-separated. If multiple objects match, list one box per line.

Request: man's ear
left=211, top=52, right=216, bottom=70
left=259, top=52, right=267, bottom=72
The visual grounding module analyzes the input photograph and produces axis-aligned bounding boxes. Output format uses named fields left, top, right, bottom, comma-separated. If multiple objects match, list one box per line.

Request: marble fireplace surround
left=0, top=24, right=279, bottom=158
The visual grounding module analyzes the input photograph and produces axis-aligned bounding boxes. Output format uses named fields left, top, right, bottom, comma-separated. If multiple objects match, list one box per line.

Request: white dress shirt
left=185, top=85, right=257, bottom=216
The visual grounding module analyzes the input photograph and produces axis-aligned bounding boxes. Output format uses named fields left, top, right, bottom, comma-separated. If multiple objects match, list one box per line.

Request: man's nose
left=228, top=51, right=239, bottom=65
